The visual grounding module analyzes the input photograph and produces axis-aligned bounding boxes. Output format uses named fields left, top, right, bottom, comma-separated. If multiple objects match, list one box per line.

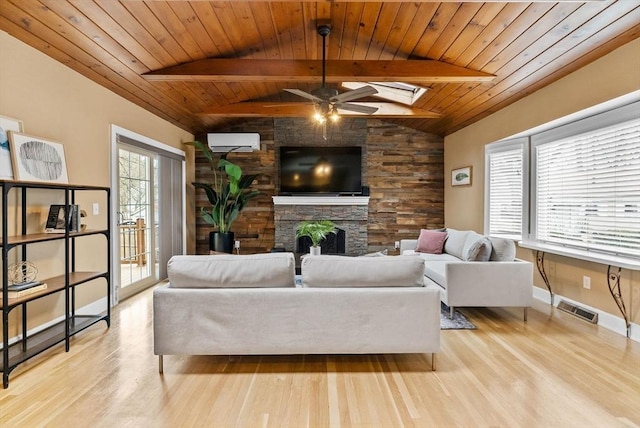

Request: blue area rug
left=440, top=303, right=476, bottom=330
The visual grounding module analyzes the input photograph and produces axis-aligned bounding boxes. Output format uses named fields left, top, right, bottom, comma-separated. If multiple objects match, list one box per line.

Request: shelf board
left=0, top=314, right=108, bottom=371
left=1, top=229, right=109, bottom=248
left=0, top=180, right=109, bottom=192
left=1, top=271, right=108, bottom=309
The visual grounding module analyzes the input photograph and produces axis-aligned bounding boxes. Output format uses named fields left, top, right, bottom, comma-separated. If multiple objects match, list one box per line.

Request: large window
left=485, top=139, right=527, bottom=239
left=530, top=102, right=640, bottom=258
left=485, top=101, right=640, bottom=261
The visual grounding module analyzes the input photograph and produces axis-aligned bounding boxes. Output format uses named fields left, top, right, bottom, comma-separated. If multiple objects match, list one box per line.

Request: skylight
left=341, top=82, right=427, bottom=106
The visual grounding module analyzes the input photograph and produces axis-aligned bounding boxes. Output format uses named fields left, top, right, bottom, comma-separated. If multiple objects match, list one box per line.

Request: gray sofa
left=400, top=228, right=533, bottom=320
left=153, top=252, right=441, bottom=372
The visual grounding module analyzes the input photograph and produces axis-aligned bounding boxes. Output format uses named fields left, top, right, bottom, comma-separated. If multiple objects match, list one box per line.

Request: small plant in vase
left=295, top=220, right=337, bottom=255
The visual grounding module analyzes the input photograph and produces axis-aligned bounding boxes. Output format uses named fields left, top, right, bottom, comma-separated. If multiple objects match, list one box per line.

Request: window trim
left=484, top=137, right=529, bottom=240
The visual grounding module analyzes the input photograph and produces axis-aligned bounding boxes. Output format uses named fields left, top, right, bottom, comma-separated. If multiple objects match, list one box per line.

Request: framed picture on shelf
left=0, top=115, right=24, bottom=180
left=451, top=166, right=472, bottom=186
left=8, top=132, right=69, bottom=184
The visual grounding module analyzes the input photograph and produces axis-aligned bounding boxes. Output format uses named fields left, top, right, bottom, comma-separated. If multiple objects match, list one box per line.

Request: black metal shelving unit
left=1, top=180, right=111, bottom=388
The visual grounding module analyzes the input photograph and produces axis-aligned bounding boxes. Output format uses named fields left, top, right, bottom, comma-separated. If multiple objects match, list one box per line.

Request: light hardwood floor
left=1, top=285, right=638, bottom=428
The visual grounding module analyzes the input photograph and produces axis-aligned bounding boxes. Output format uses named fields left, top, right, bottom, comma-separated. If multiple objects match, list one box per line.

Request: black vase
left=209, top=231, right=235, bottom=253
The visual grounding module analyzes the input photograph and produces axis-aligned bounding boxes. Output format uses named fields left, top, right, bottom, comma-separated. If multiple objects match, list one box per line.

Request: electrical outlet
left=234, top=240, right=240, bottom=249
left=583, top=275, right=591, bottom=289
left=394, top=241, right=400, bottom=249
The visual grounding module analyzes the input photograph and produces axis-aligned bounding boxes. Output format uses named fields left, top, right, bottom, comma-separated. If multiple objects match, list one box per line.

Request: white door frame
left=110, top=125, right=186, bottom=305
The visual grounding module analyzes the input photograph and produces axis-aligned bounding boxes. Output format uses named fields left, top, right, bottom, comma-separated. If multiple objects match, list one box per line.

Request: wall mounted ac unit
left=207, top=133, right=260, bottom=152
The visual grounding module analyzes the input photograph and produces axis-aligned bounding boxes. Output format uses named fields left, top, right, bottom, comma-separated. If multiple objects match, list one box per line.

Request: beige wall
left=0, top=32, right=194, bottom=333
left=444, top=38, right=640, bottom=326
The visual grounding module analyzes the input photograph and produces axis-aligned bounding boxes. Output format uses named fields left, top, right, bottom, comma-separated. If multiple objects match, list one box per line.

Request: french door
left=111, top=126, right=185, bottom=303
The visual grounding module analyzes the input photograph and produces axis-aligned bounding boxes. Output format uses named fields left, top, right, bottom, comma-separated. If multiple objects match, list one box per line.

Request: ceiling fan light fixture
left=313, top=112, right=326, bottom=124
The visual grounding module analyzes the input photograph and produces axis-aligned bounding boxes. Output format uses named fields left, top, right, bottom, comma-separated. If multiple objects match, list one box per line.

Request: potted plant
left=187, top=140, right=260, bottom=253
left=295, top=220, right=337, bottom=255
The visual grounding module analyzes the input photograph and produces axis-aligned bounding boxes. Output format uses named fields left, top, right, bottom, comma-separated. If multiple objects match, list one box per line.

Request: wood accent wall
left=194, top=118, right=443, bottom=254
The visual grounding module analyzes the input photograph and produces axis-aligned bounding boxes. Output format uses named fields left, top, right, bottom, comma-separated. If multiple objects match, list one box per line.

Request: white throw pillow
left=462, top=232, right=493, bottom=262
left=489, top=237, right=517, bottom=261
left=443, top=228, right=469, bottom=259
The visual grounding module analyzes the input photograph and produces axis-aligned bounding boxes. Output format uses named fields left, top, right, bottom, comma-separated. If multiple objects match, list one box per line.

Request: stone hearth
left=273, top=196, right=369, bottom=256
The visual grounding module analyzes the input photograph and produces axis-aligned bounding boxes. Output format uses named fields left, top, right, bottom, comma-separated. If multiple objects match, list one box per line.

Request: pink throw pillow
left=416, top=229, right=447, bottom=254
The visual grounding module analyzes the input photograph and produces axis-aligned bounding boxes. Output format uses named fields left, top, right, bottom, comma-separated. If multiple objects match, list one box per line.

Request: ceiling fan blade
left=331, top=85, right=378, bottom=103
left=335, top=102, right=379, bottom=115
left=283, top=88, right=323, bottom=102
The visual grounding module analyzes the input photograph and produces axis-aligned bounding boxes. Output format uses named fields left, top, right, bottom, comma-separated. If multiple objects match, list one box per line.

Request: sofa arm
left=399, top=239, right=418, bottom=254
left=443, top=260, right=534, bottom=307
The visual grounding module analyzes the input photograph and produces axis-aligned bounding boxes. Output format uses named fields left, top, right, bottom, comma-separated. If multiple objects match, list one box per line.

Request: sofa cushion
left=424, top=261, right=449, bottom=288
left=302, top=255, right=425, bottom=288
left=416, top=229, right=448, bottom=254
left=443, top=228, right=470, bottom=259
left=404, top=250, right=461, bottom=262
left=489, top=237, right=517, bottom=261
left=168, top=253, right=296, bottom=288
left=462, top=232, right=493, bottom=261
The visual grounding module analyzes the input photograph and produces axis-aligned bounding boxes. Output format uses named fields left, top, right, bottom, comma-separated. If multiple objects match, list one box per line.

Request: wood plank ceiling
left=1, top=1, right=638, bottom=136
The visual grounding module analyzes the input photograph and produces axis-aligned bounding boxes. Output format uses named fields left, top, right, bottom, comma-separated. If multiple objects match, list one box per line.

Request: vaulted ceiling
left=1, top=1, right=638, bottom=136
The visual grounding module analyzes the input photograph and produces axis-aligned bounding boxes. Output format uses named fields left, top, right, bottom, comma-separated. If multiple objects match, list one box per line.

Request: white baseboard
left=0, top=297, right=108, bottom=350
left=533, top=286, right=639, bottom=343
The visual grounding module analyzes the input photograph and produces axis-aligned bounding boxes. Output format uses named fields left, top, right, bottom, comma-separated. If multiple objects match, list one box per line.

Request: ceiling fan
left=283, top=25, right=379, bottom=138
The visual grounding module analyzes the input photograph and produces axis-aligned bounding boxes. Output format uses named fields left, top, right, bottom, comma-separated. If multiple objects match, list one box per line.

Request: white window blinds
left=535, top=117, right=640, bottom=257
left=487, top=145, right=523, bottom=239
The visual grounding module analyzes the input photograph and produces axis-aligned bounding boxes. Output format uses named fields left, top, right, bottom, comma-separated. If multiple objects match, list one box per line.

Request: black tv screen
left=280, top=146, right=362, bottom=195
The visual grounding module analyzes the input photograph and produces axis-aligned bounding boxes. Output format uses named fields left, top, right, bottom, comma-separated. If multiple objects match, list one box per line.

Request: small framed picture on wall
left=8, top=132, right=69, bottom=184
left=451, top=166, right=472, bottom=186
left=0, top=115, right=24, bottom=180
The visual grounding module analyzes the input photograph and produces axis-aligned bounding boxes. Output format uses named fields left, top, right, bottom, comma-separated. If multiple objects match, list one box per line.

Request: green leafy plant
left=187, top=140, right=260, bottom=233
left=295, top=220, right=337, bottom=247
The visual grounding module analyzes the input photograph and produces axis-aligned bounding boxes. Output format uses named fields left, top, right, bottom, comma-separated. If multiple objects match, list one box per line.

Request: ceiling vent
left=207, top=133, right=260, bottom=152
left=557, top=300, right=598, bottom=324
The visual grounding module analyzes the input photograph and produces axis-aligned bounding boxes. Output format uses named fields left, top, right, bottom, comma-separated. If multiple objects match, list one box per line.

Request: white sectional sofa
left=153, top=252, right=441, bottom=373
left=400, top=228, right=533, bottom=320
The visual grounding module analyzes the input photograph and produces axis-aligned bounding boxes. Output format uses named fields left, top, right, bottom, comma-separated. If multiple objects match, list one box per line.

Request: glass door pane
left=117, top=146, right=157, bottom=295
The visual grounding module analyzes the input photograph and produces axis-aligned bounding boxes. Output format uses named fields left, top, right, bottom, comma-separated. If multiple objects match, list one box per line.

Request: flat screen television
left=279, top=146, right=362, bottom=195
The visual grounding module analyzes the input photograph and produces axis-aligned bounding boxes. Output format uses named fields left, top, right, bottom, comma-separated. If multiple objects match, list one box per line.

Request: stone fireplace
left=273, top=196, right=369, bottom=256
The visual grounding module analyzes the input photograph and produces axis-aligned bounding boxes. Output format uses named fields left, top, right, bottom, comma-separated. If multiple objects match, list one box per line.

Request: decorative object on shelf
left=6, top=282, right=47, bottom=299
left=7, top=132, right=69, bottom=184
left=44, top=204, right=80, bottom=233
left=186, top=140, right=260, bottom=253
left=7, top=261, right=38, bottom=285
left=80, top=209, right=87, bottom=231
left=0, top=115, right=24, bottom=180
left=295, top=220, right=337, bottom=255
left=451, top=166, right=472, bottom=186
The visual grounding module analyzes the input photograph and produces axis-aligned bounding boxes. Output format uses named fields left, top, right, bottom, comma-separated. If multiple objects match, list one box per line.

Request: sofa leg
left=159, top=355, right=164, bottom=374
left=449, top=306, right=455, bottom=319
left=524, top=307, right=528, bottom=322
left=431, top=353, right=436, bottom=371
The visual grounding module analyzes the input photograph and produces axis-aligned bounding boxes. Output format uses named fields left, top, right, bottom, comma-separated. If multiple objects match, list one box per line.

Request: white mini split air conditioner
left=207, top=133, right=260, bottom=152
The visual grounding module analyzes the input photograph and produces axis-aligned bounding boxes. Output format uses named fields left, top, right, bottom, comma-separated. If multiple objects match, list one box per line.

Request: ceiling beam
left=160, top=1, right=601, bottom=3
left=142, top=59, right=495, bottom=83
left=199, top=102, right=441, bottom=118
